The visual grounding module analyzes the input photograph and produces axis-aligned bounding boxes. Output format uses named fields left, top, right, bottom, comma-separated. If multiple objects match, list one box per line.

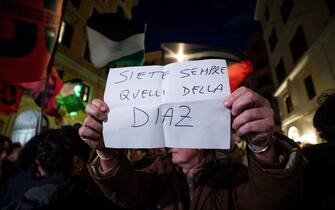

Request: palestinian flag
left=86, top=13, right=145, bottom=68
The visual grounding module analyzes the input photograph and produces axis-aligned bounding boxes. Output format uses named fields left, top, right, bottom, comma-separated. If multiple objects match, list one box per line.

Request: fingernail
left=101, top=106, right=106, bottom=112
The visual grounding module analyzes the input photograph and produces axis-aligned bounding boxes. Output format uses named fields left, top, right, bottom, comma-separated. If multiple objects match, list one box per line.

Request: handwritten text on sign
left=103, top=59, right=231, bottom=149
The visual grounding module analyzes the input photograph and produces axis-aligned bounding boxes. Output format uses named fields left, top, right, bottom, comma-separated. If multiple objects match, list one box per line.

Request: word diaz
left=131, top=105, right=193, bottom=128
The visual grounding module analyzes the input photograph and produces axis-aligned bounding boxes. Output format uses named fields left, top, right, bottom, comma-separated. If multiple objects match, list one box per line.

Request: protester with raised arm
left=80, top=87, right=302, bottom=210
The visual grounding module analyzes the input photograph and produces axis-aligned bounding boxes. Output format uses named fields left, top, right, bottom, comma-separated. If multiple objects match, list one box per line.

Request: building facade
left=0, top=0, right=139, bottom=145
left=255, top=0, right=335, bottom=144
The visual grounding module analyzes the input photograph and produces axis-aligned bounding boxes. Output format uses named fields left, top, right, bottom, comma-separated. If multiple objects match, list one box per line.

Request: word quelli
left=119, top=84, right=223, bottom=101
left=131, top=105, right=194, bottom=128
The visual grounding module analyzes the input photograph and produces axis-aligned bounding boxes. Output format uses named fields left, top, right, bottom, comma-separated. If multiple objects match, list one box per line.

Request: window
left=265, top=7, right=270, bottom=21
left=84, top=42, right=91, bottom=62
left=72, top=0, right=81, bottom=9
left=290, top=26, right=308, bottom=64
left=284, top=95, right=294, bottom=114
left=304, top=75, right=316, bottom=100
left=74, top=83, right=90, bottom=103
left=257, top=75, right=271, bottom=88
left=81, top=84, right=90, bottom=102
left=280, top=0, right=294, bottom=24
left=276, top=59, right=286, bottom=84
left=268, top=29, right=277, bottom=52
left=58, top=21, right=74, bottom=48
left=326, top=0, right=335, bottom=16
left=11, top=110, right=48, bottom=145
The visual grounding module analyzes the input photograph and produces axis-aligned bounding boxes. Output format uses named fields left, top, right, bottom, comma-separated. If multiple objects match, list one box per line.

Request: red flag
left=0, top=0, right=63, bottom=82
left=0, top=83, right=23, bottom=113
left=19, top=66, right=63, bottom=114
left=228, top=60, right=254, bottom=92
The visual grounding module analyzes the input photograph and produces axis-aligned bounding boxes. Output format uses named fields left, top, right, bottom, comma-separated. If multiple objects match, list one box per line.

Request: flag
left=0, top=83, right=23, bottom=113
left=0, top=0, right=64, bottom=82
left=57, top=82, right=86, bottom=113
left=19, top=66, right=63, bottom=114
left=228, top=60, right=253, bottom=92
left=107, top=50, right=144, bottom=68
left=86, top=13, right=145, bottom=68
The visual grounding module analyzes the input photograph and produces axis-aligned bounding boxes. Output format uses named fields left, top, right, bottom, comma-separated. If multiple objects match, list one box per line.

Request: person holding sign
left=79, top=86, right=302, bottom=210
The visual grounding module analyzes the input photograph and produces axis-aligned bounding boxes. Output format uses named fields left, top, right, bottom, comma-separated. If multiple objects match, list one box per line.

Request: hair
left=313, top=92, right=335, bottom=143
left=0, top=135, right=12, bottom=155
left=17, top=132, right=44, bottom=170
left=12, top=142, right=22, bottom=149
left=34, top=127, right=90, bottom=176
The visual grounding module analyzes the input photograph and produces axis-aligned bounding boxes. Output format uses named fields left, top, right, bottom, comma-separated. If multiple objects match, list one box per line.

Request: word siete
left=114, top=70, right=170, bottom=84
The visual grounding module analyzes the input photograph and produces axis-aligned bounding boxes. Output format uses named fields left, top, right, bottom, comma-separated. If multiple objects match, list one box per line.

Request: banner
left=0, top=0, right=63, bottom=82
left=20, top=66, right=63, bottom=114
left=0, top=83, right=23, bottom=113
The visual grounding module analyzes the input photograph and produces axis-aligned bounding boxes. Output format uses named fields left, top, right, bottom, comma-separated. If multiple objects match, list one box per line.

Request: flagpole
left=36, top=0, right=66, bottom=134
left=36, top=60, right=53, bottom=134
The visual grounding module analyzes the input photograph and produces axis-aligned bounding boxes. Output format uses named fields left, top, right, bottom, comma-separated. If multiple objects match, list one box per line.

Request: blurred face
left=0, top=150, right=7, bottom=160
left=171, top=148, right=203, bottom=169
left=154, top=148, right=167, bottom=157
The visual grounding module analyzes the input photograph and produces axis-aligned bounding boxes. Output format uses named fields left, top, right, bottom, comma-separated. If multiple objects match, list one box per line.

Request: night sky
left=132, top=0, right=261, bottom=53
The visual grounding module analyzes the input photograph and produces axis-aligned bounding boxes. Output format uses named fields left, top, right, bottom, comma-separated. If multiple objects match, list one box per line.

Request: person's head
left=17, top=132, right=44, bottom=170
left=34, top=127, right=91, bottom=176
left=171, top=148, right=204, bottom=169
left=313, top=92, right=335, bottom=143
left=127, top=149, right=147, bottom=162
left=0, top=135, right=12, bottom=161
left=151, top=148, right=168, bottom=158
left=6, top=142, right=22, bottom=162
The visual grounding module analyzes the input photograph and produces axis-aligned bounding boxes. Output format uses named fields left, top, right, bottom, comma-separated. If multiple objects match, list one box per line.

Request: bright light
left=74, top=84, right=82, bottom=97
left=176, top=48, right=186, bottom=62
left=173, top=43, right=186, bottom=62
left=69, top=112, right=77, bottom=116
left=288, top=126, right=300, bottom=142
left=58, top=21, right=66, bottom=43
left=299, top=133, right=317, bottom=144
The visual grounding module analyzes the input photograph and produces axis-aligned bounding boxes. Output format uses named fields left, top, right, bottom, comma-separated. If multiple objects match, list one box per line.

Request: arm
left=224, top=87, right=277, bottom=164
left=224, top=87, right=302, bottom=209
left=245, top=134, right=303, bottom=210
left=79, top=99, right=168, bottom=209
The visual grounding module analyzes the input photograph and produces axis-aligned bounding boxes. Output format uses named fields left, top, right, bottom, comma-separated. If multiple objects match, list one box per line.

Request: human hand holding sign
left=80, top=86, right=276, bottom=164
left=224, top=87, right=276, bottom=163
left=79, top=99, right=120, bottom=173
left=79, top=99, right=108, bottom=151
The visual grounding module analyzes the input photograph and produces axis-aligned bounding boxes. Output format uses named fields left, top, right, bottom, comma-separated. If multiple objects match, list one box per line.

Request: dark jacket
left=302, top=143, right=335, bottom=210
left=88, top=135, right=303, bottom=210
left=0, top=168, right=49, bottom=209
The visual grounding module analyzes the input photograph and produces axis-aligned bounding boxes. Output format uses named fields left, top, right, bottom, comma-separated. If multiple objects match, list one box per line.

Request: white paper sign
left=103, top=59, right=231, bottom=149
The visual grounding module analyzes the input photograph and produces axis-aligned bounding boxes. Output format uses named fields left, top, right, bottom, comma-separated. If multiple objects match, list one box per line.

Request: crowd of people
left=0, top=88, right=334, bottom=210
